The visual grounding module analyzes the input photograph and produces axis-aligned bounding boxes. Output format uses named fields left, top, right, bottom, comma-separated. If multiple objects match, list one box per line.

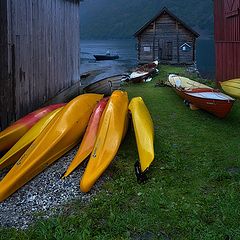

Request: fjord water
left=80, top=39, right=215, bottom=83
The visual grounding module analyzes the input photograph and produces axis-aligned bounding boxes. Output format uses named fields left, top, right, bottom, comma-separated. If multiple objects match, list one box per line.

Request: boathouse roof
left=134, top=7, right=200, bottom=38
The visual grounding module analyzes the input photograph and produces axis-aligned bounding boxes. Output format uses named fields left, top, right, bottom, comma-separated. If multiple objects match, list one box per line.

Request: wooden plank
left=8, top=0, right=81, bottom=120
left=0, top=0, right=14, bottom=130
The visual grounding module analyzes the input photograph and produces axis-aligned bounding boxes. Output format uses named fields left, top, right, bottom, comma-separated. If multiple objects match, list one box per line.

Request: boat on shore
left=220, top=78, right=240, bottom=99
left=168, top=74, right=235, bottom=118
left=63, top=98, right=109, bottom=178
left=0, top=94, right=103, bottom=202
left=0, top=107, right=64, bottom=171
left=0, top=103, right=65, bottom=153
left=129, top=61, right=159, bottom=83
left=83, top=74, right=128, bottom=96
left=129, top=97, right=154, bottom=182
left=80, top=90, right=129, bottom=193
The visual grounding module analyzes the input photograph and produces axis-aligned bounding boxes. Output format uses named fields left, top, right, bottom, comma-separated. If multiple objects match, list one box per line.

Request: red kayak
left=63, top=98, right=109, bottom=178
left=0, top=103, right=66, bottom=152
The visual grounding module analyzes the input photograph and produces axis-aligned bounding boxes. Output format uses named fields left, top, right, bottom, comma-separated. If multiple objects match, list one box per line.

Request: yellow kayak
left=80, top=90, right=129, bottom=193
left=0, top=104, right=65, bottom=152
left=0, top=107, right=63, bottom=171
left=63, top=98, right=109, bottom=178
left=129, top=97, right=154, bottom=173
left=220, top=78, right=240, bottom=99
left=0, top=94, right=103, bottom=202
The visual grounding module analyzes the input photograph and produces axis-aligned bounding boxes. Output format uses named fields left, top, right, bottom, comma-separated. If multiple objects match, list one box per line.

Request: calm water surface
left=80, top=39, right=215, bottom=84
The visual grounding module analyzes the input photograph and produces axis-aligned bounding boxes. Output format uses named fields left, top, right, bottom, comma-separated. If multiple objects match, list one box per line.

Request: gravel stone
left=0, top=146, right=105, bottom=229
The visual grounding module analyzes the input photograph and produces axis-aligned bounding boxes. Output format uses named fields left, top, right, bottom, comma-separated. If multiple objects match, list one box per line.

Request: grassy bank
left=1, top=65, right=240, bottom=239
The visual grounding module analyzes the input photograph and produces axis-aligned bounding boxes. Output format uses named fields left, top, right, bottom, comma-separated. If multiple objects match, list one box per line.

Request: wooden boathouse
left=0, top=0, right=82, bottom=130
left=134, top=7, right=199, bottom=65
left=214, top=0, right=240, bottom=82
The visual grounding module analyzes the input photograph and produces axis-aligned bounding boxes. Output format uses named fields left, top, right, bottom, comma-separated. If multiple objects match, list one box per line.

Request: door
left=158, top=40, right=173, bottom=61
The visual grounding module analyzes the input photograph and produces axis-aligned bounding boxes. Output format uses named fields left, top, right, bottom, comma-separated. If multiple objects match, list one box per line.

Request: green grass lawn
left=1, top=65, right=240, bottom=240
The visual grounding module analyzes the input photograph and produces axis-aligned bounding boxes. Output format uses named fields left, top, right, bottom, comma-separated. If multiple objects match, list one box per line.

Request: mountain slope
left=80, top=0, right=213, bottom=39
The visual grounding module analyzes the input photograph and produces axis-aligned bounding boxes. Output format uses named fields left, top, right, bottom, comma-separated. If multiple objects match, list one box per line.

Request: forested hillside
left=80, top=0, right=214, bottom=39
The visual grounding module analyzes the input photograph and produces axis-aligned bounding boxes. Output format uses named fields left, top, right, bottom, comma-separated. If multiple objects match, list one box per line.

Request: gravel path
left=0, top=146, right=104, bottom=229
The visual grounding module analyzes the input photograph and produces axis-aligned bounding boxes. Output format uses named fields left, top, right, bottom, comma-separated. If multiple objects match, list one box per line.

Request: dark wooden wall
left=137, top=13, right=196, bottom=65
left=214, top=0, right=240, bottom=82
left=0, top=0, right=15, bottom=130
left=0, top=0, right=81, bottom=130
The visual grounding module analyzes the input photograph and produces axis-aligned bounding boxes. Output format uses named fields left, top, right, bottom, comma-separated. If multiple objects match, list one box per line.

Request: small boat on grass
left=128, top=97, right=154, bottom=182
left=0, top=94, right=103, bottom=202
left=80, top=90, right=129, bottom=193
left=168, top=74, right=235, bottom=118
left=220, top=78, right=240, bottom=99
left=129, top=61, right=159, bottom=83
left=0, top=103, right=65, bottom=153
left=84, top=75, right=128, bottom=96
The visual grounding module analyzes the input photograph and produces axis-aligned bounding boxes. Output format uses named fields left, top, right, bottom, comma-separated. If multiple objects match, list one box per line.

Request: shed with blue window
left=134, top=7, right=199, bottom=65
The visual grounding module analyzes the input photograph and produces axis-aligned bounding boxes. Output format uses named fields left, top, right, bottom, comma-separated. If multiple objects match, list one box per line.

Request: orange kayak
left=63, top=98, right=109, bottom=178
left=0, top=107, right=64, bottom=171
left=80, top=90, right=129, bottom=193
left=0, top=94, right=103, bottom=202
left=0, top=103, right=66, bottom=152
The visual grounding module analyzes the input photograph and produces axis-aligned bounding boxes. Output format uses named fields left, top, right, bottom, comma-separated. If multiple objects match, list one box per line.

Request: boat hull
left=94, top=55, right=119, bottom=61
left=0, top=94, right=103, bottom=202
left=168, top=75, right=235, bottom=118
left=128, top=97, right=154, bottom=172
left=220, top=78, right=240, bottom=99
left=174, top=89, right=234, bottom=118
left=84, top=75, right=124, bottom=96
left=0, top=107, right=63, bottom=171
left=63, top=98, right=109, bottom=178
left=129, top=61, right=158, bottom=83
left=80, top=90, right=129, bottom=193
left=129, top=72, right=150, bottom=83
left=0, top=103, right=65, bottom=152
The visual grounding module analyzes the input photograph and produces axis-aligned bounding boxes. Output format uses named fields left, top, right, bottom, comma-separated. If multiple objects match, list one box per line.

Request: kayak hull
left=0, top=107, right=63, bottom=171
left=0, top=103, right=65, bottom=152
left=220, top=78, right=240, bottom=99
left=80, top=90, right=129, bottom=192
left=63, top=98, right=109, bottom=178
left=129, top=97, right=154, bottom=172
left=0, top=94, right=103, bottom=202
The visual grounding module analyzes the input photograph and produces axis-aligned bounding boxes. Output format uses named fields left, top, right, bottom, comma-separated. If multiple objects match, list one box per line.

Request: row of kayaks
left=0, top=91, right=154, bottom=202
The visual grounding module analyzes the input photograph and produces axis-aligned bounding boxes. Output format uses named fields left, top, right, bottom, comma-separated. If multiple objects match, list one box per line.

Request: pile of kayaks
left=0, top=91, right=154, bottom=202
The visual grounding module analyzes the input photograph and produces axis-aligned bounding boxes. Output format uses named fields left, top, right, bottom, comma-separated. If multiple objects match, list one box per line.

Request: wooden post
left=176, top=21, right=180, bottom=64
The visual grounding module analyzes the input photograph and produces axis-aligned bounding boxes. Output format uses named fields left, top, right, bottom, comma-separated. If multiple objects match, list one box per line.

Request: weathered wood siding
left=137, top=12, right=196, bottom=64
left=0, top=0, right=15, bottom=130
left=0, top=0, right=81, bottom=130
left=214, top=0, right=240, bottom=82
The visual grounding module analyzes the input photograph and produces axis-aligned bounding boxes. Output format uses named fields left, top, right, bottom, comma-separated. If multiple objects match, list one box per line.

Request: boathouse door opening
left=159, top=40, right=173, bottom=61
